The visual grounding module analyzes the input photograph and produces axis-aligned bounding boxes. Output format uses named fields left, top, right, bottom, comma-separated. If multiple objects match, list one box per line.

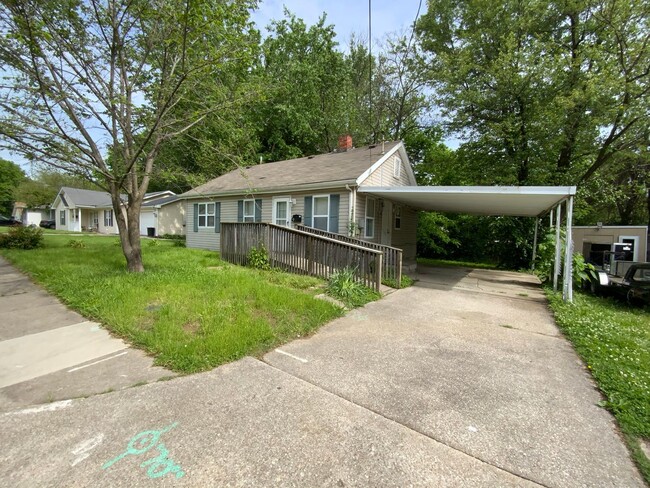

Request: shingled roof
left=181, top=141, right=402, bottom=198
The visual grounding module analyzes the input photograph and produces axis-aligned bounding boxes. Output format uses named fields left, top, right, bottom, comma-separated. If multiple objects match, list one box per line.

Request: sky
left=2, top=0, right=428, bottom=175
left=251, top=0, right=426, bottom=46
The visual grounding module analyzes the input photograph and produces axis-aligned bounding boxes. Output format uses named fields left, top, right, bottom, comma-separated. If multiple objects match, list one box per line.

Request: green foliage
left=416, top=212, right=460, bottom=258
left=382, top=274, right=415, bottom=289
left=572, top=253, right=597, bottom=288
left=248, top=245, right=270, bottom=270
left=0, top=159, right=26, bottom=215
left=0, top=226, right=43, bottom=249
left=147, top=239, right=160, bottom=248
left=547, top=290, right=650, bottom=482
left=66, top=239, right=86, bottom=249
left=326, top=267, right=381, bottom=308
left=0, top=235, right=341, bottom=373
left=534, top=231, right=559, bottom=283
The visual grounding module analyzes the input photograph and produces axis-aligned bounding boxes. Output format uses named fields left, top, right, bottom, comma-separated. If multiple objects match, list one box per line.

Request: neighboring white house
left=51, top=187, right=177, bottom=235
left=12, top=202, right=53, bottom=226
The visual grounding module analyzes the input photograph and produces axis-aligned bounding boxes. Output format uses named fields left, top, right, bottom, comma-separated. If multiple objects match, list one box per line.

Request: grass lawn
left=546, top=290, right=650, bottom=483
left=0, top=234, right=342, bottom=373
left=417, top=257, right=498, bottom=270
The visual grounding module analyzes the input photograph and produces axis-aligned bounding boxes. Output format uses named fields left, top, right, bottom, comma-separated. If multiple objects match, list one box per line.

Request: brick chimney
left=338, top=134, right=352, bottom=151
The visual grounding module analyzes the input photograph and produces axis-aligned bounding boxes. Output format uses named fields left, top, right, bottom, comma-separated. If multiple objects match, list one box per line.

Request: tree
left=0, top=0, right=258, bottom=271
left=255, top=11, right=350, bottom=161
left=0, top=159, right=26, bottom=215
left=15, top=168, right=99, bottom=209
left=416, top=0, right=650, bottom=187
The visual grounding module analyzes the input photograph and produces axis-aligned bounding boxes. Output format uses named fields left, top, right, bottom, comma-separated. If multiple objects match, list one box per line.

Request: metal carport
left=358, top=186, right=577, bottom=301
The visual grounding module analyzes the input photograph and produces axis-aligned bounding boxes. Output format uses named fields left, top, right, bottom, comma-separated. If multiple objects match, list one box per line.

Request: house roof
left=55, top=187, right=175, bottom=208
left=142, top=195, right=181, bottom=207
left=181, top=141, right=403, bottom=198
left=56, top=187, right=114, bottom=208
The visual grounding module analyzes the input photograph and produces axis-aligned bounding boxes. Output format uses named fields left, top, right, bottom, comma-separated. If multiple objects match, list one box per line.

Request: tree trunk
left=110, top=183, right=144, bottom=273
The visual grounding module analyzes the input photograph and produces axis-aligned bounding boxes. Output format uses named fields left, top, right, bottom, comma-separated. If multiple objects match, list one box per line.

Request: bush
left=326, top=267, right=381, bottom=308
left=248, top=245, right=270, bottom=270
left=382, top=274, right=414, bottom=289
left=0, top=226, right=44, bottom=249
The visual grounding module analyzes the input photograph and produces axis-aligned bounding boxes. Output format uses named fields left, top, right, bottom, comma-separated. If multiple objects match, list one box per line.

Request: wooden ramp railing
left=221, top=223, right=383, bottom=291
left=296, top=225, right=402, bottom=288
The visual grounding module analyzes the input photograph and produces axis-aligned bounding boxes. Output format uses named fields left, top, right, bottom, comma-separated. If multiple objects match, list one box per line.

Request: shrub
left=248, top=245, right=270, bottom=270
left=0, top=226, right=44, bottom=249
left=147, top=239, right=160, bottom=247
left=326, top=267, right=381, bottom=308
left=67, top=239, right=86, bottom=249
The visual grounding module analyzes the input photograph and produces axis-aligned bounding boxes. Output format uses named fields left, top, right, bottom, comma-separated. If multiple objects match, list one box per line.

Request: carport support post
left=553, top=203, right=562, bottom=291
left=562, top=196, right=574, bottom=302
left=531, top=218, right=539, bottom=270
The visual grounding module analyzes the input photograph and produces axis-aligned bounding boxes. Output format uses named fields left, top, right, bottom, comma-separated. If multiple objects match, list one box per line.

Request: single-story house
left=52, top=187, right=180, bottom=235
left=11, top=202, right=53, bottom=226
left=180, top=137, right=418, bottom=266
left=573, top=225, right=648, bottom=264
left=140, top=194, right=186, bottom=236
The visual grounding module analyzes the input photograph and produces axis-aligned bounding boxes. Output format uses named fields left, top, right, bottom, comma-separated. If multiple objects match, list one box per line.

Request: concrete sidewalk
left=0, top=265, right=643, bottom=487
left=0, top=257, right=173, bottom=411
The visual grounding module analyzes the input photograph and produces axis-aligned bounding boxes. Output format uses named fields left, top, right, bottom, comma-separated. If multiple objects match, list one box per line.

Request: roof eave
left=180, top=179, right=358, bottom=200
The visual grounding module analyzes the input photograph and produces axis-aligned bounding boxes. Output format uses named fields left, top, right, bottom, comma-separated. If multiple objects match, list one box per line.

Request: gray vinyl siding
left=185, top=189, right=350, bottom=251
left=359, top=154, right=412, bottom=188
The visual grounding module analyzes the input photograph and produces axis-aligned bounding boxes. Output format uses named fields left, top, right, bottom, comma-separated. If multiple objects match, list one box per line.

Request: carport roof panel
left=358, top=186, right=576, bottom=217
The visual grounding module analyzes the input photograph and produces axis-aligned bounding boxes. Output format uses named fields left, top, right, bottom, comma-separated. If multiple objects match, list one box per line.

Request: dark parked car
left=39, top=219, right=56, bottom=229
left=0, top=215, right=22, bottom=226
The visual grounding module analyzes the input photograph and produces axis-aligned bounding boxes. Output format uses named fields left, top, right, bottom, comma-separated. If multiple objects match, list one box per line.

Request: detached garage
left=139, top=195, right=186, bottom=237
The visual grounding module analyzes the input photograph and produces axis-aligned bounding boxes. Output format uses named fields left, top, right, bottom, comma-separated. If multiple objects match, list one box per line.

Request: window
left=313, top=195, right=329, bottom=231
left=70, top=209, right=79, bottom=222
left=394, top=205, right=402, bottom=230
left=394, top=156, right=402, bottom=178
left=197, top=203, right=215, bottom=228
left=104, top=209, right=113, bottom=227
left=365, top=197, right=375, bottom=238
left=60, top=210, right=66, bottom=225
left=243, top=199, right=256, bottom=222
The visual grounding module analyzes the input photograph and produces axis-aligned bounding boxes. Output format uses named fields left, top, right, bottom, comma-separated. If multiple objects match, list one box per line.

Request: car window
left=633, top=268, right=650, bottom=282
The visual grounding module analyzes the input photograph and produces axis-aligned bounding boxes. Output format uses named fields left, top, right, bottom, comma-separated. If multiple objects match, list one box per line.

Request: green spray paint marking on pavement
left=102, top=422, right=185, bottom=479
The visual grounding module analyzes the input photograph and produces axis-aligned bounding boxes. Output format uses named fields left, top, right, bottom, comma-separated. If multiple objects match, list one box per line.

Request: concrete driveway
left=0, top=265, right=643, bottom=487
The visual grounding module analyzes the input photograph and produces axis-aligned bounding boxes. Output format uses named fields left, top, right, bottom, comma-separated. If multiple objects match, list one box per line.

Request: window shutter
left=255, top=199, right=262, bottom=222
left=329, top=194, right=340, bottom=233
left=193, top=203, right=198, bottom=232
left=214, top=202, right=221, bottom=233
left=237, top=200, right=243, bottom=222
left=304, top=196, right=312, bottom=227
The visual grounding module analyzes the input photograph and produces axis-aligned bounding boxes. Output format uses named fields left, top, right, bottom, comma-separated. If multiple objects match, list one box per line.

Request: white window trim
left=243, top=199, right=256, bottom=223
left=365, top=197, right=375, bottom=238
left=60, top=209, right=66, bottom=225
left=394, top=205, right=402, bottom=230
left=104, top=209, right=113, bottom=227
left=197, top=202, right=216, bottom=228
left=312, top=194, right=330, bottom=231
left=394, top=156, right=402, bottom=179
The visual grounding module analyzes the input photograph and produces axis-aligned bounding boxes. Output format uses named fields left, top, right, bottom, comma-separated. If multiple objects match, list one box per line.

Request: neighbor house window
left=198, top=203, right=215, bottom=228
left=60, top=210, right=66, bottom=225
left=104, top=209, right=113, bottom=227
left=394, top=156, right=402, bottom=179
left=394, top=205, right=402, bottom=230
left=365, top=197, right=375, bottom=238
left=313, top=195, right=329, bottom=231
left=70, top=209, right=79, bottom=222
left=243, top=199, right=256, bottom=222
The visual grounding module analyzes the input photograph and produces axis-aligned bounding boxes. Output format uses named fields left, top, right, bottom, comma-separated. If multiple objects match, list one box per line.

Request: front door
left=272, top=197, right=291, bottom=227
left=381, top=200, right=392, bottom=245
